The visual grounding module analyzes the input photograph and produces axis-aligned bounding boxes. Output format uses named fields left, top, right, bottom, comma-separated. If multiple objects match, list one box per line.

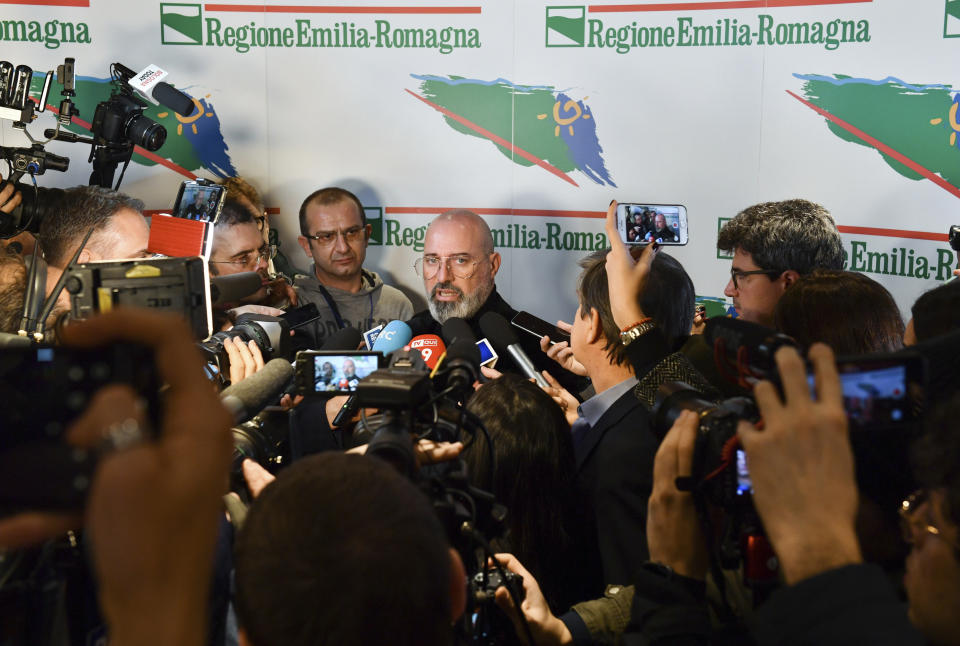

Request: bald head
left=421, top=210, right=500, bottom=323
left=428, top=210, right=495, bottom=256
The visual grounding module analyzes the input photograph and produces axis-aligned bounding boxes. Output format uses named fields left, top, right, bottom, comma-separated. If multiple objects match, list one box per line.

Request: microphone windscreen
left=322, top=326, right=363, bottom=351
left=371, top=320, right=413, bottom=355
left=478, top=311, right=519, bottom=350
left=220, top=358, right=294, bottom=424
left=152, top=81, right=195, bottom=117
left=441, top=317, right=475, bottom=346
left=445, top=338, right=481, bottom=369
left=210, top=271, right=263, bottom=305
left=409, top=334, right=446, bottom=369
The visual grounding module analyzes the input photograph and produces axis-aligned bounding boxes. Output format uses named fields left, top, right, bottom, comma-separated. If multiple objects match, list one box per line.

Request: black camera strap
left=313, top=283, right=346, bottom=330
left=311, top=270, right=375, bottom=331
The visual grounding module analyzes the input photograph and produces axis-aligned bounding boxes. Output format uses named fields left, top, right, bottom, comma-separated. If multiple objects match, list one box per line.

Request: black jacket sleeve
left=621, top=566, right=711, bottom=646
left=750, top=564, right=925, bottom=646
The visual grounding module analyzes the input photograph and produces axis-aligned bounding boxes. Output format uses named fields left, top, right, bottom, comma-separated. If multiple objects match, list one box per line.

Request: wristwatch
left=619, top=320, right=657, bottom=345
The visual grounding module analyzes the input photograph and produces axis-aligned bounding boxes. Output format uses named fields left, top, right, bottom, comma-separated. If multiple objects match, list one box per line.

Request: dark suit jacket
left=575, top=388, right=659, bottom=587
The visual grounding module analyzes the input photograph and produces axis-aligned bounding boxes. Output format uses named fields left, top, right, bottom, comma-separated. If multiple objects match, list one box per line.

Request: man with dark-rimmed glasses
left=717, top=199, right=845, bottom=327
left=294, top=186, right=412, bottom=346
left=682, top=199, right=845, bottom=396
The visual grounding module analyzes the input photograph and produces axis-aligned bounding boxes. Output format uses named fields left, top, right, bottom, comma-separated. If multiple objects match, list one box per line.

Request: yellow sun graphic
left=538, top=97, right=591, bottom=137
left=158, top=94, right=214, bottom=136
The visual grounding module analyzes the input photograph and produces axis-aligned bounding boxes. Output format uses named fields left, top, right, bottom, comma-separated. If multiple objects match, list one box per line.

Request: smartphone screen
left=511, top=311, right=571, bottom=345
left=736, top=449, right=752, bottom=495
left=296, top=351, right=382, bottom=396
left=279, top=303, right=321, bottom=330
left=616, top=203, right=688, bottom=245
left=172, top=180, right=226, bottom=224
left=807, top=355, right=922, bottom=428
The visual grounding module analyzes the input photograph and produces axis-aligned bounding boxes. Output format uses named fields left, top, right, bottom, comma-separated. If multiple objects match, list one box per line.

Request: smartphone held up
left=615, top=203, right=688, bottom=245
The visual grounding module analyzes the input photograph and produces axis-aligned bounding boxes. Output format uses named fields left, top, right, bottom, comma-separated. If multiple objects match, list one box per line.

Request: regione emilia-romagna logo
left=161, top=3, right=203, bottom=45
left=946, top=0, right=960, bottom=38
left=546, top=6, right=586, bottom=47
left=158, top=2, right=481, bottom=53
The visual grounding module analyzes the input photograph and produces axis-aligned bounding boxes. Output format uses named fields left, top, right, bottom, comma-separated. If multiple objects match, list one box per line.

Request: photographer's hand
left=647, top=410, right=708, bottom=580
left=224, top=336, right=265, bottom=385
left=0, top=182, right=22, bottom=215
left=738, top=343, right=862, bottom=585
left=493, top=553, right=572, bottom=646
left=0, top=310, right=233, bottom=646
left=604, top=200, right=658, bottom=329
left=541, top=370, right=581, bottom=427
left=540, top=320, right=587, bottom=377
left=241, top=458, right=276, bottom=499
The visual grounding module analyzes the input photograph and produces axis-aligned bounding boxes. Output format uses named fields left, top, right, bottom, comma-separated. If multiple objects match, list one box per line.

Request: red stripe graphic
left=386, top=207, right=603, bottom=218
left=386, top=208, right=948, bottom=241
left=589, top=0, right=871, bottom=11
left=787, top=89, right=960, bottom=201
left=205, top=4, right=480, bottom=13
left=0, top=0, right=88, bottom=5
left=838, top=226, right=948, bottom=242
left=405, top=90, right=579, bottom=188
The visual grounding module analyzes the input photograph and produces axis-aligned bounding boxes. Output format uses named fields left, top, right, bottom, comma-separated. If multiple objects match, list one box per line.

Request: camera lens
left=125, top=114, right=167, bottom=151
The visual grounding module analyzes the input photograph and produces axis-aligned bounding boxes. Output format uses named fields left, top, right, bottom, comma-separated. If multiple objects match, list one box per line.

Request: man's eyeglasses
left=414, top=254, right=485, bottom=280
left=899, top=489, right=960, bottom=555
left=730, top=268, right=781, bottom=290
left=302, top=226, right=365, bottom=246
left=210, top=243, right=276, bottom=270
left=253, top=213, right=266, bottom=232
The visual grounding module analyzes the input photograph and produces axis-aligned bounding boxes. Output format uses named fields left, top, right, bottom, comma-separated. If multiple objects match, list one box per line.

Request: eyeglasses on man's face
left=210, top=243, right=276, bottom=270
left=729, top=268, right=781, bottom=290
left=302, top=226, right=365, bottom=246
left=900, top=489, right=960, bottom=556
left=414, top=254, right=486, bottom=280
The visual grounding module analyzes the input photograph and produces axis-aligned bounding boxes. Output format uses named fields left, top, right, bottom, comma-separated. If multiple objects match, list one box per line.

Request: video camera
left=0, top=58, right=75, bottom=238
left=0, top=57, right=195, bottom=240
left=651, top=317, right=926, bottom=593
left=351, top=332, right=530, bottom=645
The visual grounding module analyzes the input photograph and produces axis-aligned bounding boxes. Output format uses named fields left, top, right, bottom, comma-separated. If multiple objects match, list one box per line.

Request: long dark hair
left=774, top=269, right=904, bottom=354
left=465, top=374, right=582, bottom=610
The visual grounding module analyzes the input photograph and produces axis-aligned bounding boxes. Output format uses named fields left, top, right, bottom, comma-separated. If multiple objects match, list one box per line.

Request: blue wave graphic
left=792, top=73, right=954, bottom=93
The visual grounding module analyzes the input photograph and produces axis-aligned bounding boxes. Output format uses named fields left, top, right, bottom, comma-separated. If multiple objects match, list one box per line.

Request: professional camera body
left=0, top=58, right=75, bottom=237
left=91, top=91, right=165, bottom=153
left=66, top=256, right=210, bottom=339
left=651, top=317, right=926, bottom=593
left=199, top=312, right=293, bottom=377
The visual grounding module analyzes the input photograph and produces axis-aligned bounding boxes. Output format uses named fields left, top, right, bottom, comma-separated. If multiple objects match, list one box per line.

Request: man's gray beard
left=428, top=281, right=492, bottom=324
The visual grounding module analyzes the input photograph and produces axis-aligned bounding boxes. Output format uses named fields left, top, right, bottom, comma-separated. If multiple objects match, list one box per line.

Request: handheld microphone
left=479, top=312, right=549, bottom=388
left=115, top=62, right=195, bottom=117
left=408, top=334, right=445, bottom=369
left=333, top=321, right=412, bottom=427
left=371, top=320, right=413, bottom=355
left=440, top=317, right=475, bottom=347
left=210, top=271, right=263, bottom=306
left=221, top=358, right=294, bottom=425
left=362, top=323, right=384, bottom=349
left=438, top=337, right=481, bottom=394
left=321, top=326, right=363, bottom=351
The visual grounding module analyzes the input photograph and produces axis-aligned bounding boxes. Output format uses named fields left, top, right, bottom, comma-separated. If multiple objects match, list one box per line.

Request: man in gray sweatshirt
left=294, top=187, right=412, bottom=347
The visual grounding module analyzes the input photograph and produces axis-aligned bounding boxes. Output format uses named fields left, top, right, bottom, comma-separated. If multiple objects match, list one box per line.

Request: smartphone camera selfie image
left=295, top=351, right=382, bottom=397
left=616, top=203, right=688, bottom=245
left=172, top=179, right=226, bottom=224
